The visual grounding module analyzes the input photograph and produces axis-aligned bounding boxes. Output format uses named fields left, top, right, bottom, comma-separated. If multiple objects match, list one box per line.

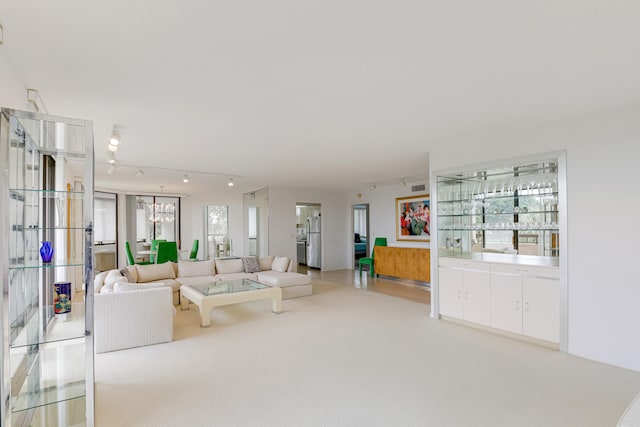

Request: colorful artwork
left=396, top=195, right=430, bottom=242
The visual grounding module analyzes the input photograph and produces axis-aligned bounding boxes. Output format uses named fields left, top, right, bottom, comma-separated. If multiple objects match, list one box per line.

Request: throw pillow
left=114, top=282, right=166, bottom=292
left=104, top=269, right=127, bottom=288
left=242, top=257, right=261, bottom=273
left=135, top=262, right=176, bottom=283
left=271, top=256, right=290, bottom=273
left=215, top=258, right=244, bottom=274
left=94, top=271, right=109, bottom=293
left=258, top=256, right=275, bottom=271
left=178, top=260, right=215, bottom=277
left=120, top=266, right=137, bottom=282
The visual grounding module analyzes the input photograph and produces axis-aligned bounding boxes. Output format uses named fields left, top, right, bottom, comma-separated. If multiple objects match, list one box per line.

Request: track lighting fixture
left=108, top=152, right=116, bottom=164
left=227, top=178, right=234, bottom=187
left=400, top=178, right=407, bottom=187
left=183, top=174, right=189, bottom=183
left=368, top=184, right=376, bottom=191
left=108, top=127, right=120, bottom=152
left=135, top=169, right=144, bottom=178
left=107, top=164, right=117, bottom=175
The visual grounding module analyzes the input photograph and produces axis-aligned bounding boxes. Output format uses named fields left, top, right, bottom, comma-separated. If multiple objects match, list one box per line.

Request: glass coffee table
left=180, top=279, right=282, bottom=327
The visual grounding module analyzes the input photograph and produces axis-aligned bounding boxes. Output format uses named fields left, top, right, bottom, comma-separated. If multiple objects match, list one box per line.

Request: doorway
left=296, top=203, right=321, bottom=270
left=353, top=204, right=369, bottom=268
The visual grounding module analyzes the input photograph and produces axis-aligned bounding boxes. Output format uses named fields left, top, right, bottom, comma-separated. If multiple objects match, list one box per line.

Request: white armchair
left=94, top=286, right=174, bottom=353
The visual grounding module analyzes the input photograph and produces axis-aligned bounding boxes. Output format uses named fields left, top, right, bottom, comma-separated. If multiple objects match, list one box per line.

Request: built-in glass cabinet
left=0, top=109, right=94, bottom=426
left=437, top=158, right=560, bottom=259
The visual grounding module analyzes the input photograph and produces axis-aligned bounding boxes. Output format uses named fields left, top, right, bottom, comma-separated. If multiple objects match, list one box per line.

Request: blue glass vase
left=40, top=241, right=54, bottom=263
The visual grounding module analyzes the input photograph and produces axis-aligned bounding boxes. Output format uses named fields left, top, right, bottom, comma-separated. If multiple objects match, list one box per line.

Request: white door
left=523, top=276, right=560, bottom=343
left=491, top=273, right=523, bottom=334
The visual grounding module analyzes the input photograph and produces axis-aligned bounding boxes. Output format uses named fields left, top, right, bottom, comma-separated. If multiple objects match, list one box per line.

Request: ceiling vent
left=411, top=184, right=426, bottom=192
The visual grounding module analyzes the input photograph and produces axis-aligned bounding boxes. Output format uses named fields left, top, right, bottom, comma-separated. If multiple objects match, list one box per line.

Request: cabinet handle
left=464, top=291, right=469, bottom=300
left=515, top=300, right=520, bottom=311
left=524, top=302, right=530, bottom=312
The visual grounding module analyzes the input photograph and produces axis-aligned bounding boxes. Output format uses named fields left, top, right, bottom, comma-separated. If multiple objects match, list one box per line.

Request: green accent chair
left=359, top=237, right=387, bottom=277
left=125, top=241, right=151, bottom=266
left=189, top=239, right=199, bottom=261
left=150, top=239, right=166, bottom=263
left=155, top=241, right=178, bottom=264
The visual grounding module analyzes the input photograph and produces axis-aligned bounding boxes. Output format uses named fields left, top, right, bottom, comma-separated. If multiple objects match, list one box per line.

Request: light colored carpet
left=95, top=275, right=640, bottom=427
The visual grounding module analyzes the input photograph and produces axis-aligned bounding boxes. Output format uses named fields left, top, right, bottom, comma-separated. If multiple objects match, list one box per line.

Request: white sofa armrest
left=95, top=287, right=174, bottom=353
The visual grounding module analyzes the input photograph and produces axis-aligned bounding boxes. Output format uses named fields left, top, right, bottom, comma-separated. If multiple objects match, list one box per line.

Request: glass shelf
left=436, top=157, right=560, bottom=259
left=9, top=259, right=85, bottom=270
left=10, top=339, right=86, bottom=413
left=10, top=303, right=86, bottom=349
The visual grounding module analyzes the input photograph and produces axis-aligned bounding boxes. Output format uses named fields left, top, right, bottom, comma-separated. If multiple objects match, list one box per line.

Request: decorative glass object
left=40, top=241, right=54, bottom=263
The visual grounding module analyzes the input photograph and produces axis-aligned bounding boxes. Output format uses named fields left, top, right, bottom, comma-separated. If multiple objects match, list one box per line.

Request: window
left=94, top=192, right=116, bottom=244
left=205, top=205, right=229, bottom=258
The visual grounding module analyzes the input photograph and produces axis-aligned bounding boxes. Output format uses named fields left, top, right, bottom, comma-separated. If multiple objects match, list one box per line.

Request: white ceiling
left=2, top=1, right=640, bottom=195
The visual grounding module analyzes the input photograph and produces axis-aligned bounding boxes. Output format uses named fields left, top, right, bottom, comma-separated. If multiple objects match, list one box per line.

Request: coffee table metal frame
left=180, top=279, right=282, bottom=327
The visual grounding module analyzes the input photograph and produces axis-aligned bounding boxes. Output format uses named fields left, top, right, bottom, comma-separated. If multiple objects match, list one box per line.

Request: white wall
left=267, top=187, right=349, bottom=271
left=430, top=103, right=640, bottom=373
left=0, top=50, right=30, bottom=110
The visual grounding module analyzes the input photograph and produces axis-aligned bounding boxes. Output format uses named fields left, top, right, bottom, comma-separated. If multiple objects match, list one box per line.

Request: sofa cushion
left=114, top=282, right=167, bottom=292
left=242, top=257, right=261, bottom=273
left=136, top=262, right=176, bottom=283
left=215, top=258, right=244, bottom=274
left=257, top=271, right=311, bottom=288
left=272, top=256, right=290, bottom=273
left=122, top=265, right=138, bottom=282
left=102, top=270, right=127, bottom=292
left=258, top=256, right=275, bottom=271
left=94, top=271, right=108, bottom=293
left=178, top=260, right=215, bottom=277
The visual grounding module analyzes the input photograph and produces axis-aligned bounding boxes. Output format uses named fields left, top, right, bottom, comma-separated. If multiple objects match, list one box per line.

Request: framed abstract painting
left=396, top=195, right=430, bottom=242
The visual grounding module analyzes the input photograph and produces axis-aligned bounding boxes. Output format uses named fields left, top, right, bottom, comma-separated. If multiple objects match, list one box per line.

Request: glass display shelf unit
left=1, top=108, right=94, bottom=426
left=436, top=158, right=560, bottom=259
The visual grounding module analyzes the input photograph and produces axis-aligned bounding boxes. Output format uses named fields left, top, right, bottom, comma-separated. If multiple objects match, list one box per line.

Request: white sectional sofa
left=94, top=285, right=174, bottom=353
left=94, top=255, right=313, bottom=304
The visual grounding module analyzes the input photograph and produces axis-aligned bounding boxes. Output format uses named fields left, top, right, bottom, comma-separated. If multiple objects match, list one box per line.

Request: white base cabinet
left=439, top=259, right=491, bottom=326
left=439, top=257, right=560, bottom=344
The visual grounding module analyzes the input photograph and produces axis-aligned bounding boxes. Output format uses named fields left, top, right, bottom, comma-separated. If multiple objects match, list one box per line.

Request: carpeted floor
left=95, top=274, right=640, bottom=427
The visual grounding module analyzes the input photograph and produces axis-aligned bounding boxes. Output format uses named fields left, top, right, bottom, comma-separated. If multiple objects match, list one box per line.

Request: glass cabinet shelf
left=9, top=259, right=85, bottom=270
left=436, top=158, right=560, bottom=259
left=10, top=339, right=86, bottom=413
left=10, top=303, right=86, bottom=349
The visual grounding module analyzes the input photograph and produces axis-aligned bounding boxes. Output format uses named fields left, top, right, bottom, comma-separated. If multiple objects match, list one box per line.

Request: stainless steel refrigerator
left=306, top=216, right=321, bottom=268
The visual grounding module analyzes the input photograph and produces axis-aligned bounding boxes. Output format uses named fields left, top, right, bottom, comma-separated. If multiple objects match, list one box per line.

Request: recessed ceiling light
left=228, top=178, right=234, bottom=187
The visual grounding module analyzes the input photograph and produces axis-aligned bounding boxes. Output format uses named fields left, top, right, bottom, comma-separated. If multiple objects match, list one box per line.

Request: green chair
left=125, top=241, right=151, bottom=266
left=150, top=239, right=166, bottom=263
left=155, top=241, right=178, bottom=264
left=359, top=237, right=387, bottom=277
left=189, top=239, right=199, bottom=260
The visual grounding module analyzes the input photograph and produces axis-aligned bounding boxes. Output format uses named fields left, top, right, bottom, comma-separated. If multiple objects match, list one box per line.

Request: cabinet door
left=439, top=267, right=464, bottom=318
left=490, top=273, right=523, bottom=334
left=462, top=269, right=491, bottom=326
left=523, top=276, right=560, bottom=343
